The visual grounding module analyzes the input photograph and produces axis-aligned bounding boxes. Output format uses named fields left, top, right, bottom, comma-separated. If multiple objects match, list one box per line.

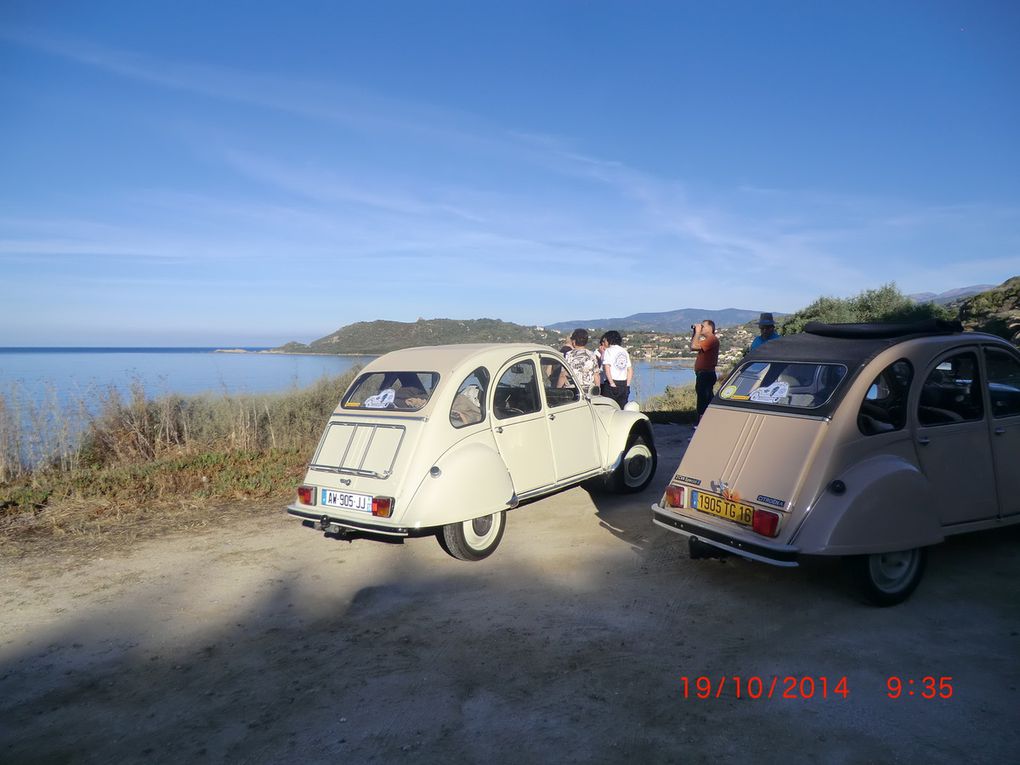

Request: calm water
left=0, top=348, right=694, bottom=409
left=0, top=348, right=693, bottom=463
left=0, top=349, right=376, bottom=410
left=629, top=359, right=697, bottom=402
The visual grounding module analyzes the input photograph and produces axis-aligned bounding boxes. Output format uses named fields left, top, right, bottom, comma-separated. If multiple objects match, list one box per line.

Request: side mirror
left=587, top=385, right=600, bottom=398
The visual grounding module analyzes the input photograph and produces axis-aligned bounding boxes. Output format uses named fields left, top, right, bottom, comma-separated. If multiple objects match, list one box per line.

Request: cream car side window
left=540, top=357, right=581, bottom=408
left=493, top=361, right=542, bottom=420
left=450, top=367, right=490, bottom=428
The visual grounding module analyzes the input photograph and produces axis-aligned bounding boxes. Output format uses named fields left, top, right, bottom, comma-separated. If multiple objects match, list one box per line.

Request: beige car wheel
left=847, top=547, right=927, bottom=607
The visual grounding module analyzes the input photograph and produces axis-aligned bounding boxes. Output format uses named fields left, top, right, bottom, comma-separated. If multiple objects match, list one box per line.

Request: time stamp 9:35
left=678, top=675, right=954, bottom=700
left=887, top=676, right=953, bottom=699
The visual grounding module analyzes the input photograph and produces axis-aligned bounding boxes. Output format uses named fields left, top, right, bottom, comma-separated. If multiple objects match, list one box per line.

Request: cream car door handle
left=918, top=436, right=930, bottom=446
left=548, top=413, right=556, bottom=421
left=496, top=426, right=504, bottom=434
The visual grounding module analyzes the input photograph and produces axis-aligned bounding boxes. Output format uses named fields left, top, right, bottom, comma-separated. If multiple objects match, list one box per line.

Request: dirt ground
left=2, top=423, right=1018, bottom=764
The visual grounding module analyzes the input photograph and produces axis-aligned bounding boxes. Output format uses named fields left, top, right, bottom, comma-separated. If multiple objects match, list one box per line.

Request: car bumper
left=287, top=506, right=427, bottom=537
left=651, top=504, right=800, bottom=567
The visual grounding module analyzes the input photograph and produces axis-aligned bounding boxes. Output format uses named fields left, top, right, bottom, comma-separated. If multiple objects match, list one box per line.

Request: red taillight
left=297, top=485, right=316, bottom=506
left=664, top=485, right=685, bottom=508
left=371, top=496, right=394, bottom=517
left=752, top=508, right=780, bottom=537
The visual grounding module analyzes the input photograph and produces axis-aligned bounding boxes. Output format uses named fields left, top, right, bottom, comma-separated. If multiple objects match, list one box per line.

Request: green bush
left=780, top=283, right=953, bottom=335
left=643, top=382, right=697, bottom=420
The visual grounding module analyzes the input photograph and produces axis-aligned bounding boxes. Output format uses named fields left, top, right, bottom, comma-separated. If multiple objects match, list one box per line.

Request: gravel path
left=2, top=424, right=1018, bottom=764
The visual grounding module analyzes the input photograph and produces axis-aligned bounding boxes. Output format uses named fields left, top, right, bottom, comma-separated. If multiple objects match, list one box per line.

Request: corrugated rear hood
left=311, top=420, right=408, bottom=478
left=681, top=408, right=828, bottom=511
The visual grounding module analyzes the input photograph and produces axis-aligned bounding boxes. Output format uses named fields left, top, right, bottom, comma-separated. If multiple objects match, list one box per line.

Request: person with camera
left=690, top=319, right=719, bottom=425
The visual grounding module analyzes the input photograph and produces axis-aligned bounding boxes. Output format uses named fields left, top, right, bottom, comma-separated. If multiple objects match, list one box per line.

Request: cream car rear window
left=343, top=371, right=439, bottom=411
left=718, top=361, right=848, bottom=409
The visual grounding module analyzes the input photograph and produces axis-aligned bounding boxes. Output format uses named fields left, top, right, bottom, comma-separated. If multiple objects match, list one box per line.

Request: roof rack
left=803, top=319, right=964, bottom=339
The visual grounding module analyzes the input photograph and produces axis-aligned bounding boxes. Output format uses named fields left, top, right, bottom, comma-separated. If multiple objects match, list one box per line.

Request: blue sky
left=2, top=1, right=1018, bottom=346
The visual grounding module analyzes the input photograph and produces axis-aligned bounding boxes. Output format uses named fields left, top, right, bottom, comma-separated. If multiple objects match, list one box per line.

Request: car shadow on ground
left=584, top=421, right=691, bottom=551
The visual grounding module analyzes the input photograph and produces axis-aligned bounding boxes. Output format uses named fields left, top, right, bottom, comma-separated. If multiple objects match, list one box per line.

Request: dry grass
left=2, top=363, right=703, bottom=556
left=642, top=382, right=697, bottom=422
left=0, top=369, right=360, bottom=554
left=0, top=495, right=285, bottom=564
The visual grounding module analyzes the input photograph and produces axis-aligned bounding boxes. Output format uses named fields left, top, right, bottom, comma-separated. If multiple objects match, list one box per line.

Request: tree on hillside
left=780, top=283, right=953, bottom=335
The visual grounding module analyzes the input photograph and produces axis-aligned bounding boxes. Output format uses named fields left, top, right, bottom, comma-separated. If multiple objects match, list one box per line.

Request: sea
left=0, top=348, right=695, bottom=412
left=0, top=347, right=695, bottom=465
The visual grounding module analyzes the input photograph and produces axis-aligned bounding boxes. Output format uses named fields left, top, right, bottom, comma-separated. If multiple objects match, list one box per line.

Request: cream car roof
left=361, top=343, right=557, bottom=376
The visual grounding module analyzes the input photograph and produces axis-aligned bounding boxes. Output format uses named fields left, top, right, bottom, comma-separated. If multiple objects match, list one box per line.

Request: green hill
left=280, top=318, right=565, bottom=355
left=957, top=276, right=1020, bottom=344
left=278, top=279, right=1019, bottom=357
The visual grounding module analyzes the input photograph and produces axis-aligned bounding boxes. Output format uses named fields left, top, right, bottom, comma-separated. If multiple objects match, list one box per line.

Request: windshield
left=342, top=371, right=440, bottom=411
left=718, top=361, right=848, bottom=409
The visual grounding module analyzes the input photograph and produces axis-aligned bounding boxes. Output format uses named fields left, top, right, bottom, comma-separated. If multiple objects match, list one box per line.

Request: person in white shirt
left=600, top=330, right=632, bottom=409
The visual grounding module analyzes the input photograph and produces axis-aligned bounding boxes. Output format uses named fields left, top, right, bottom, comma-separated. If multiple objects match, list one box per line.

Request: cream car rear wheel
left=439, top=511, right=506, bottom=561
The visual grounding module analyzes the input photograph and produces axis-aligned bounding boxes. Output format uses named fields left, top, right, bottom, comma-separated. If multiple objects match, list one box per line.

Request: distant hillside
left=957, top=277, right=1020, bottom=345
left=276, top=279, right=1019, bottom=357
left=546, top=307, right=766, bottom=333
left=908, top=285, right=995, bottom=306
left=278, top=318, right=564, bottom=355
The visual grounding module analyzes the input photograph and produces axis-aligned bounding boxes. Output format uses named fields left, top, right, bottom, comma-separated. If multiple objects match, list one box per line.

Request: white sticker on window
left=749, top=381, right=789, bottom=404
left=364, top=388, right=396, bottom=408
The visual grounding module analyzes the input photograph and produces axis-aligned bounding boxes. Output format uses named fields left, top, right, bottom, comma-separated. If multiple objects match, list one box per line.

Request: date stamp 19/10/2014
left=679, top=676, right=954, bottom=701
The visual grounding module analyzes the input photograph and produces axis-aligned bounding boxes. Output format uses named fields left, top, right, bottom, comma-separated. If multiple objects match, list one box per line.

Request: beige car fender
left=793, top=455, right=944, bottom=555
left=404, top=441, right=515, bottom=528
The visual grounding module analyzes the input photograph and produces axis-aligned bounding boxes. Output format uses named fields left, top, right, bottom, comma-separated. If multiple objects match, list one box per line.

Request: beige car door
left=914, top=349, right=998, bottom=526
left=984, top=347, right=1020, bottom=519
left=538, top=354, right=601, bottom=482
left=490, top=357, right=556, bottom=495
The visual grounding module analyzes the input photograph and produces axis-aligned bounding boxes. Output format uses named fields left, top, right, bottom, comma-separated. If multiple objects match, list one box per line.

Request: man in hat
left=750, top=312, right=779, bottom=351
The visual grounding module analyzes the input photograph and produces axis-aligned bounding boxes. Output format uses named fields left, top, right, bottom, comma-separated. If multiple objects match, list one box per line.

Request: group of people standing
left=561, top=328, right=634, bottom=409
left=560, top=312, right=780, bottom=420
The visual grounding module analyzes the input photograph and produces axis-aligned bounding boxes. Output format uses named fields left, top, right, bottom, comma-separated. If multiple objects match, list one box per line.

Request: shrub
left=780, top=283, right=953, bottom=335
left=0, top=368, right=361, bottom=518
left=643, top=382, right=697, bottom=415
left=78, top=369, right=360, bottom=467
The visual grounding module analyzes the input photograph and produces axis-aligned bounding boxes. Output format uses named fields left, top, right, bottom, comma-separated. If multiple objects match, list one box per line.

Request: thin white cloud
left=220, top=150, right=487, bottom=223
left=3, top=25, right=1018, bottom=334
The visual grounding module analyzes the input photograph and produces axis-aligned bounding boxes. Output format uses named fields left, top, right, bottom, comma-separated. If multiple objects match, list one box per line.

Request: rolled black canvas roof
left=745, top=319, right=964, bottom=367
left=719, top=320, right=970, bottom=418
